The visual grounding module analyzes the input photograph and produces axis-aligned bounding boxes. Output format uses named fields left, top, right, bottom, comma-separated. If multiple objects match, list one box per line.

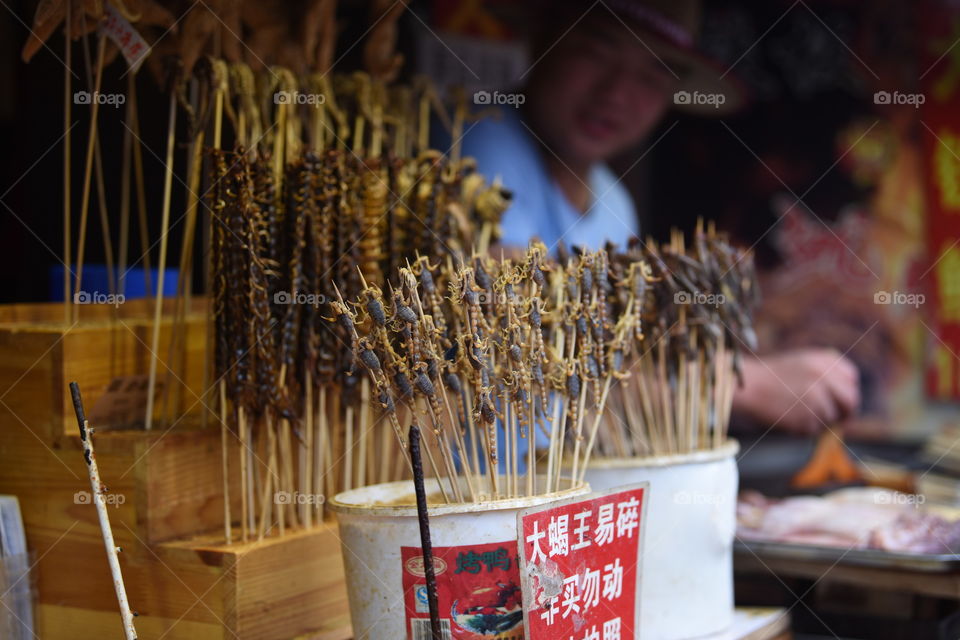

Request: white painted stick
left=70, top=383, right=138, bottom=640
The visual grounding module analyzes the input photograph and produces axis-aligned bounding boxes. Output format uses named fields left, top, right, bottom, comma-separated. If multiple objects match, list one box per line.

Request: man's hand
left=734, top=349, right=861, bottom=436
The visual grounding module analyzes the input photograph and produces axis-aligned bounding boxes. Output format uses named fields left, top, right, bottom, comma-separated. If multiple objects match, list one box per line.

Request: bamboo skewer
left=143, top=88, right=178, bottom=431
left=117, top=82, right=133, bottom=298
left=316, top=387, right=328, bottom=523
left=127, top=76, right=152, bottom=296
left=302, top=372, right=314, bottom=528
left=62, top=0, right=72, bottom=321
left=220, top=380, right=232, bottom=544
left=259, top=414, right=279, bottom=540
left=238, top=406, right=249, bottom=542
left=72, top=33, right=107, bottom=320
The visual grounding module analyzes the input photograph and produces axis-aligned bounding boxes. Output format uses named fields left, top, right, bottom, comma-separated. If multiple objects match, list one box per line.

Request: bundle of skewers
left=333, top=227, right=758, bottom=504
left=209, top=64, right=512, bottom=539
left=335, top=242, right=630, bottom=502
left=26, top=0, right=511, bottom=540
left=588, top=223, right=760, bottom=462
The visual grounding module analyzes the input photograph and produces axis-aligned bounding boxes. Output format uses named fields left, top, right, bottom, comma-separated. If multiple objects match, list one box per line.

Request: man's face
left=527, top=13, right=680, bottom=165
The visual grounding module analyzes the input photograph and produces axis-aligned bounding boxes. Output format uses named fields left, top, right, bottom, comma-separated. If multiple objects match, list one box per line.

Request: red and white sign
left=518, top=484, right=648, bottom=640
left=99, top=1, right=150, bottom=72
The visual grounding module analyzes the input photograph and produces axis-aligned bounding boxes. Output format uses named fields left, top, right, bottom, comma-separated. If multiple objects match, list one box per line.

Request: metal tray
left=735, top=538, right=960, bottom=573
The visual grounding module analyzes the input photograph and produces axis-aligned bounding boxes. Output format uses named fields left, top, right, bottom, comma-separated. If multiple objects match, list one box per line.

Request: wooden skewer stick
left=219, top=380, right=232, bottom=545
left=358, top=377, right=370, bottom=488
left=577, top=375, right=615, bottom=486
left=80, top=20, right=117, bottom=295
left=303, top=371, right=314, bottom=529
left=117, top=82, right=133, bottom=298
left=569, top=372, right=588, bottom=488
left=279, top=416, right=294, bottom=533
left=70, top=382, right=139, bottom=640
left=577, top=299, right=634, bottom=482
left=62, top=0, right=72, bottom=322
left=379, top=405, right=393, bottom=485
left=164, top=85, right=206, bottom=426
left=143, top=88, right=178, bottom=431
left=238, top=406, right=249, bottom=542
left=72, top=33, right=107, bottom=321
left=259, top=414, right=279, bottom=540
left=127, top=75, right=152, bottom=296
left=343, top=403, right=354, bottom=492
left=80, top=18, right=117, bottom=295
left=316, top=386, right=329, bottom=523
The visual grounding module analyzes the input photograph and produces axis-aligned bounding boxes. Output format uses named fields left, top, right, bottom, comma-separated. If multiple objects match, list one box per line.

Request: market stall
left=2, top=1, right=959, bottom=639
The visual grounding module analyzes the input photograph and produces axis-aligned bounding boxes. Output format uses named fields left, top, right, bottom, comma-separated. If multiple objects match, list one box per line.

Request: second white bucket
left=581, top=440, right=740, bottom=640
left=330, top=477, right=590, bottom=640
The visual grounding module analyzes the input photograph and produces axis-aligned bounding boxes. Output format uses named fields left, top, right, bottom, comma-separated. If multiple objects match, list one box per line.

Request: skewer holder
left=578, top=440, right=740, bottom=639
left=0, top=301, right=351, bottom=639
left=330, top=476, right=589, bottom=639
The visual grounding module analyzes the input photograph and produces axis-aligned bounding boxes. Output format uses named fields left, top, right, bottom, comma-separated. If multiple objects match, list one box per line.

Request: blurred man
left=457, top=0, right=860, bottom=434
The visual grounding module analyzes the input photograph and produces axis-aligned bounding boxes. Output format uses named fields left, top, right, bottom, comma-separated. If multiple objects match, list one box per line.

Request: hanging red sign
left=518, top=484, right=647, bottom=640
left=920, top=0, right=960, bottom=399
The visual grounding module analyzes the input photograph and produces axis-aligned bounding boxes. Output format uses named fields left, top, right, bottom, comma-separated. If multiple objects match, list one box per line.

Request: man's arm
left=733, top=348, right=861, bottom=435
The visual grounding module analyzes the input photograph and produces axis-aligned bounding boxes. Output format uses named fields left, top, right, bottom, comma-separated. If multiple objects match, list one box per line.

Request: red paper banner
left=920, top=0, right=960, bottom=399
left=518, top=485, right=647, bottom=640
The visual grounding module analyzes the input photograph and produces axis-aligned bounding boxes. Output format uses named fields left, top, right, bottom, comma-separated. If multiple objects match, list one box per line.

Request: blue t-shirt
left=459, top=106, right=639, bottom=250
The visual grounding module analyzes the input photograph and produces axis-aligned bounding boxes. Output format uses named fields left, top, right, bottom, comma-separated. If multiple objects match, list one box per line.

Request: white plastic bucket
left=329, top=477, right=590, bottom=640
left=581, top=440, right=740, bottom=640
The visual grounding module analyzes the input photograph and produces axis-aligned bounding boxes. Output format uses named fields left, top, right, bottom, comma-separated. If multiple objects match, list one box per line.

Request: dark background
left=0, top=0, right=925, bottom=302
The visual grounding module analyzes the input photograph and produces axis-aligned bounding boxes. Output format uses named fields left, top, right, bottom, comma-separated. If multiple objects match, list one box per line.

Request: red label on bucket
left=401, top=540, right=524, bottom=640
left=518, top=485, right=647, bottom=639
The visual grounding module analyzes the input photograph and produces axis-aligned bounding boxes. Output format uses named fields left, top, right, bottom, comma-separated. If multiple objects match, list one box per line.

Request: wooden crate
left=35, top=525, right=352, bottom=640
left=0, top=301, right=352, bottom=639
left=0, top=298, right=210, bottom=441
